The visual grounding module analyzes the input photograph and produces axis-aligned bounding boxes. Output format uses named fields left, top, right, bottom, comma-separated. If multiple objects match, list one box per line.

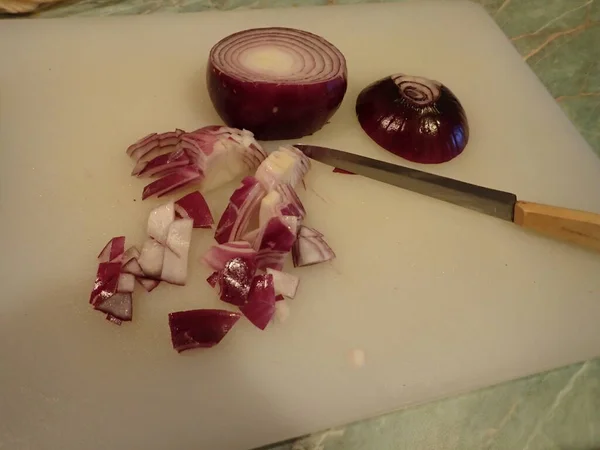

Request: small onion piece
left=356, top=74, right=469, bottom=164
left=168, top=309, right=241, bottom=352
left=239, top=274, right=276, bottom=330
left=207, top=27, right=348, bottom=140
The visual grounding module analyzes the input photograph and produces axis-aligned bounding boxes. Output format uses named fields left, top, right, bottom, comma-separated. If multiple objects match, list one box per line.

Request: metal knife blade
left=294, top=144, right=517, bottom=222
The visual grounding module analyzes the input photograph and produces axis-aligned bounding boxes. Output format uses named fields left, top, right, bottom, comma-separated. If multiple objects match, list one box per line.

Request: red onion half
left=356, top=74, right=469, bottom=164
left=207, top=27, right=348, bottom=140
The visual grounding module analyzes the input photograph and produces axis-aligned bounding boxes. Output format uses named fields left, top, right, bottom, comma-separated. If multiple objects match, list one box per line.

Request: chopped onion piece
left=207, top=27, right=348, bottom=140
left=160, top=219, right=193, bottom=285
left=239, top=274, right=276, bottom=330
left=206, top=271, right=220, bottom=288
left=121, top=246, right=141, bottom=266
left=147, top=201, right=175, bottom=244
left=299, top=226, right=324, bottom=238
left=133, top=151, right=190, bottom=177
left=168, top=309, right=241, bottom=352
left=174, top=191, right=214, bottom=228
left=266, top=268, right=299, bottom=298
left=255, top=146, right=310, bottom=190
left=138, top=238, right=165, bottom=279
left=218, top=257, right=256, bottom=306
left=292, top=227, right=335, bottom=267
left=97, top=236, right=125, bottom=263
left=259, top=191, right=283, bottom=228
left=137, top=277, right=160, bottom=292
left=332, top=167, right=355, bottom=175
left=89, top=262, right=121, bottom=305
left=275, top=183, right=306, bottom=219
left=202, top=241, right=257, bottom=271
left=94, top=292, right=133, bottom=321
left=122, top=258, right=145, bottom=277
left=127, top=127, right=267, bottom=200
left=117, top=273, right=135, bottom=293
left=127, top=129, right=185, bottom=161
left=356, top=74, right=469, bottom=164
left=106, top=314, right=123, bottom=326
left=214, top=176, right=266, bottom=244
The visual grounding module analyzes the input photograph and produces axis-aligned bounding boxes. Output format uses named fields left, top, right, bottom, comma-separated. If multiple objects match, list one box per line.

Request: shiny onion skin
left=207, top=27, right=348, bottom=140
left=356, top=74, right=469, bottom=164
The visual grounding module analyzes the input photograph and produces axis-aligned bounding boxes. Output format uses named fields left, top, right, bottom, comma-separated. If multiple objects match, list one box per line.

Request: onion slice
left=292, top=226, right=336, bottom=267
left=207, top=27, right=348, bottom=140
left=168, top=309, right=241, bottom=352
left=97, top=236, right=125, bottom=263
left=356, top=73, right=469, bottom=164
left=239, top=274, right=276, bottom=330
left=127, top=126, right=267, bottom=200
left=147, top=201, right=175, bottom=244
left=174, top=191, right=214, bottom=228
left=138, top=238, right=165, bottom=279
left=160, top=219, right=193, bottom=285
left=218, top=257, right=256, bottom=306
left=202, top=241, right=257, bottom=271
left=266, top=268, right=299, bottom=298
left=214, top=176, right=266, bottom=244
left=89, top=262, right=121, bottom=305
left=94, top=292, right=133, bottom=321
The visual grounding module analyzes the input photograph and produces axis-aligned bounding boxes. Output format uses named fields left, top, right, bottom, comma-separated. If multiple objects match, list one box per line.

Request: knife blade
left=294, top=144, right=600, bottom=254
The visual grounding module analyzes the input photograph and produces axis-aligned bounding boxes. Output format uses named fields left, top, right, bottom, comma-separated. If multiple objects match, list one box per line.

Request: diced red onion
left=214, top=176, right=266, bottom=244
left=218, top=257, right=256, bottom=306
left=89, top=262, right=121, bottom=305
left=174, top=191, right=214, bottom=228
left=106, top=314, right=123, bottom=326
left=126, top=129, right=185, bottom=161
left=138, top=238, right=165, bottom=279
left=202, top=241, right=257, bottom=271
left=275, top=183, right=306, bottom=219
left=168, top=309, right=242, bottom=352
left=147, top=201, right=175, bottom=244
left=133, top=151, right=190, bottom=178
left=266, top=268, right=299, bottom=298
left=142, top=167, right=203, bottom=200
left=292, top=226, right=335, bottom=267
left=254, top=215, right=297, bottom=254
left=117, top=273, right=135, bottom=293
left=239, top=274, right=276, bottom=330
left=255, top=146, right=311, bottom=191
left=137, top=277, right=160, bottom=292
left=122, top=258, right=145, bottom=277
left=356, top=74, right=469, bottom=164
left=298, top=226, right=323, bottom=238
left=332, top=167, right=355, bottom=175
left=275, top=294, right=285, bottom=301
left=207, top=27, right=348, bottom=140
left=206, top=271, right=220, bottom=288
left=128, top=127, right=267, bottom=200
left=121, top=246, right=141, bottom=266
left=97, top=236, right=125, bottom=263
left=160, top=219, right=193, bottom=285
left=94, top=292, right=133, bottom=321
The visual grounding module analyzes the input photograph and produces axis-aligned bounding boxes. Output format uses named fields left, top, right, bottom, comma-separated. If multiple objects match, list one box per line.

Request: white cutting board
left=1, top=2, right=600, bottom=449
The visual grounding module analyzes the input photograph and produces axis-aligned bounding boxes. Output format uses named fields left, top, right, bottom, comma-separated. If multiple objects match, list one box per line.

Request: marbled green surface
left=8, top=0, right=600, bottom=449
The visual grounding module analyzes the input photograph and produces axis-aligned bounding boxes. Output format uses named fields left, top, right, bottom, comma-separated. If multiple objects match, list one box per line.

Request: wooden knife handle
left=514, top=201, right=600, bottom=253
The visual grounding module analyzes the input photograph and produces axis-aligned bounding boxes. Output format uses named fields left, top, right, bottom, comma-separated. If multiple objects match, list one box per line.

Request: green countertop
left=14, top=0, right=600, bottom=448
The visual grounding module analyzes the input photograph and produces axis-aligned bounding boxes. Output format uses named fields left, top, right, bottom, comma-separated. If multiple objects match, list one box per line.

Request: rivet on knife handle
left=513, top=201, right=600, bottom=253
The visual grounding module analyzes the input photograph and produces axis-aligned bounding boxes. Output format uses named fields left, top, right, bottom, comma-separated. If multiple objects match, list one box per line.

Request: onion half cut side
left=207, top=27, right=348, bottom=140
left=356, top=74, right=469, bottom=164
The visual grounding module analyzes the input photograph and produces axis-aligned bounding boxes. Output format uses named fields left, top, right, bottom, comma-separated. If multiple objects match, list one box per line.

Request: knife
left=294, top=144, right=600, bottom=254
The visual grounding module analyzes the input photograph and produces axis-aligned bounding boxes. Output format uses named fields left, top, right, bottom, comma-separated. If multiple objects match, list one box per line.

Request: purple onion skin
left=207, top=67, right=347, bottom=141
left=356, top=76, right=469, bottom=164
